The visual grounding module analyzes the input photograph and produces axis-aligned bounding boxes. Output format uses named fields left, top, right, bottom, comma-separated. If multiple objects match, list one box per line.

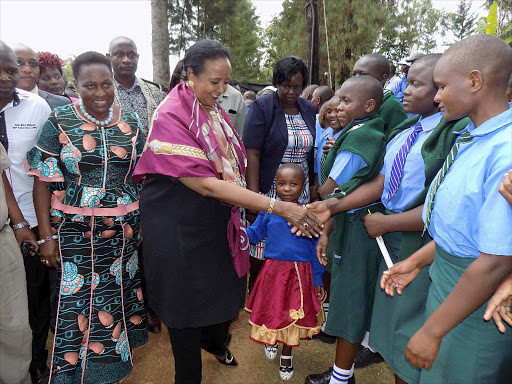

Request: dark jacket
left=242, top=92, right=316, bottom=194
left=38, top=89, right=70, bottom=110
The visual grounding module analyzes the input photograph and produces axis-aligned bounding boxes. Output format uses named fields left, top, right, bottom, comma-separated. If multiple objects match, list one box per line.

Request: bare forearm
left=409, top=240, right=436, bottom=269
left=3, top=172, right=25, bottom=224
left=326, top=174, right=385, bottom=215
left=423, top=253, right=512, bottom=339
left=179, top=176, right=284, bottom=215
left=33, top=178, right=53, bottom=237
left=318, top=178, right=338, bottom=200
left=384, top=205, right=425, bottom=233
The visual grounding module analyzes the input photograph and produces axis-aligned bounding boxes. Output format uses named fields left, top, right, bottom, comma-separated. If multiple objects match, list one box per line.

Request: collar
left=457, top=107, right=512, bottom=137
left=29, top=85, right=38, bottom=94
left=115, top=76, right=140, bottom=91
left=0, top=90, right=22, bottom=113
left=417, top=112, right=442, bottom=132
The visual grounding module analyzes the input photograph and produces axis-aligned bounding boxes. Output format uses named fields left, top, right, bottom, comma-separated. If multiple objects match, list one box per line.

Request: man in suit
left=13, top=44, right=69, bottom=110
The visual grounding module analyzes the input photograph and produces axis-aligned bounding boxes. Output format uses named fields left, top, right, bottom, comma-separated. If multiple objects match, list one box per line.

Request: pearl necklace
left=79, top=99, right=114, bottom=126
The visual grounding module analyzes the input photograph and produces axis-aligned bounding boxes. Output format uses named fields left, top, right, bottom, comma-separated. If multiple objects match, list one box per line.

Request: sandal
left=215, top=348, right=238, bottom=366
left=264, top=343, right=278, bottom=360
left=279, top=355, right=293, bottom=381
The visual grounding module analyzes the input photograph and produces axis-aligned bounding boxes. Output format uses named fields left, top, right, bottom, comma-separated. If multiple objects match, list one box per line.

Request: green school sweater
left=322, top=115, right=387, bottom=257
left=379, top=90, right=407, bottom=138
left=386, top=114, right=471, bottom=261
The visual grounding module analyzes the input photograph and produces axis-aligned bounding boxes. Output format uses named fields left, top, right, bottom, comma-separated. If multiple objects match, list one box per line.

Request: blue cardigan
left=242, top=92, right=317, bottom=194
left=247, top=212, right=324, bottom=287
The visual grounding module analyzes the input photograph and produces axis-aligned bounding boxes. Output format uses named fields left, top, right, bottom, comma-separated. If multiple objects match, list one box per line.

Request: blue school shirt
left=422, top=107, right=512, bottom=258
left=314, top=127, right=346, bottom=185
left=381, top=112, right=443, bottom=212
left=394, top=76, right=407, bottom=102
left=247, top=212, right=324, bottom=286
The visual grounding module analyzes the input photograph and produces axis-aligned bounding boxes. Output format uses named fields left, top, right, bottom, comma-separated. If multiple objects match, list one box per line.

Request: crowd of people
left=0, top=32, right=511, bottom=384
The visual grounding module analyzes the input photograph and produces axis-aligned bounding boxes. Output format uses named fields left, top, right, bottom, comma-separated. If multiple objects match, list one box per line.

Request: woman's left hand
left=281, top=202, right=323, bottom=238
left=14, top=227, right=39, bottom=254
left=316, top=286, right=327, bottom=303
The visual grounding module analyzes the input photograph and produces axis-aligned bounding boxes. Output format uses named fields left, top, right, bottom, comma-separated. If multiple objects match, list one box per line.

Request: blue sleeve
left=246, top=212, right=269, bottom=244
left=310, top=239, right=324, bottom=286
left=329, top=151, right=368, bottom=185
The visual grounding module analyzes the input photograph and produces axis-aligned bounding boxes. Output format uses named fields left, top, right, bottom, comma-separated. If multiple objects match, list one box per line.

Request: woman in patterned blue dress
left=27, top=52, right=147, bottom=384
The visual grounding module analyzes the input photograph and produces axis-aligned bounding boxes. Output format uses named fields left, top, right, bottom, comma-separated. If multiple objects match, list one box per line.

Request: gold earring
left=187, top=80, right=195, bottom=89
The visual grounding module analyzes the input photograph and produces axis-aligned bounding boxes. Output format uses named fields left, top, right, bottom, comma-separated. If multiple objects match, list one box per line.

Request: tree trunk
left=305, top=0, right=320, bottom=84
left=151, top=0, right=170, bottom=87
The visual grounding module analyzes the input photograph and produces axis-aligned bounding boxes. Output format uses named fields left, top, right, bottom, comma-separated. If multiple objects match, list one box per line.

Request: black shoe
left=305, top=368, right=332, bottom=384
left=311, top=331, right=336, bottom=344
left=215, top=348, right=238, bottom=366
left=354, top=345, right=383, bottom=368
left=30, top=366, right=50, bottom=384
left=305, top=368, right=355, bottom=384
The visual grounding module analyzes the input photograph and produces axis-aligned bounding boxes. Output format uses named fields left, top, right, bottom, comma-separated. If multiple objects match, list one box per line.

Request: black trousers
left=167, top=320, right=231, bottom=384
left=22, top=226, right=50, bottom=371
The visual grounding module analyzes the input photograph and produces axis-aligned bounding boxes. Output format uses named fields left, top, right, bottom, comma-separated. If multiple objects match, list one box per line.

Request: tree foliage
left=444, top=0, right=477, bottom=42
left=167, top=0, right=263, bottom=83
left=266, top=0, right=448, bottom=86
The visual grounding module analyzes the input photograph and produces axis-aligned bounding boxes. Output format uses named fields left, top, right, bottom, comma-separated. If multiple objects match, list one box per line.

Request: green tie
left=320, top=152, right=329, bottom=184
left=423, top=131, right=473, bottom=234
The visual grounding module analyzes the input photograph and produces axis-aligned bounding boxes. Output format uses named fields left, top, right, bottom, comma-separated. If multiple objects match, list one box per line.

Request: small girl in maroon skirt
left=245, top=163, right=326, bottom=381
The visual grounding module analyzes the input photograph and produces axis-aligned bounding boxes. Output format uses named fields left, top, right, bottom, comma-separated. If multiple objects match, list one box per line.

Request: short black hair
left=228, top=79, right=240, bottom=88
left=442, top=34, right=512, bottom=88
left=342, top=75, right=384, bottom=110
left=184, top=39, right=231, bottom=78
left=72, top=51, right=112, bottom=79
left=359, top=53, right=390, bottom=77
left=277, top=163, right=305, bottom=184
left=272, top=56, right=308, bottom=88
left=169, top=59, right=184, bottom=90
left=313, top=85, right=335, bottom=104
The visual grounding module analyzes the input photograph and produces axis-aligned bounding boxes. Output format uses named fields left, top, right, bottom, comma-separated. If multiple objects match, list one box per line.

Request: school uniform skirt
left=245, top=259, right=324, bottom=347
left=419, top=246, right=512, bottom=384
left=369, top=230, right=431, bottom=384
left=324, top=205, right=383, bottom=343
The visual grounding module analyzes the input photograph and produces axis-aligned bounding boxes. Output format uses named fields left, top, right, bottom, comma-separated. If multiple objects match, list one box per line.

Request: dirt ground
left=47, top=309, right=394, bottom=384
left=122, top=310, right=394, bottom=384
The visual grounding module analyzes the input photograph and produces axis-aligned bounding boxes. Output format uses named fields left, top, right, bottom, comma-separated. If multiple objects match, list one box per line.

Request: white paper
left=375, top=236, right=394, bottom=269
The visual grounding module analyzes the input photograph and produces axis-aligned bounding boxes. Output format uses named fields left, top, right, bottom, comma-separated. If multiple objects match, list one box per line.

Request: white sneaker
left=264, top=343, right=278, bottom=360
left=279, top=355, right=293, bottom=381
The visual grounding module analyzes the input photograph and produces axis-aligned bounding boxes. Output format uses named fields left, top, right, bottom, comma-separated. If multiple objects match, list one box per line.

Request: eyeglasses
left=17, top=59, right=39, bottom=69
left=279, top=85, right=302, bottom=93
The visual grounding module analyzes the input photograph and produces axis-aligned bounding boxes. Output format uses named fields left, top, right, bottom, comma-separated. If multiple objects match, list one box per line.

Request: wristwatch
left=12, top=221, right=30, bottom=230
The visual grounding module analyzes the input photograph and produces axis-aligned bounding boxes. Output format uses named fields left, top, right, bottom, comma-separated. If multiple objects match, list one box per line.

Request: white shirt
left=385, top=75, right=402, bottom=93
left=2, top=89, right=51, bottom=226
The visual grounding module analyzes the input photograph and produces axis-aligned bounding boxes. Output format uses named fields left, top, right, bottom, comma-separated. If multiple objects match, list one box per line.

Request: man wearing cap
left=394, top=53, right=424, bottom=102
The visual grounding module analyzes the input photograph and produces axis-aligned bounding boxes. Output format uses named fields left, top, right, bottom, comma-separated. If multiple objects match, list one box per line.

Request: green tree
left=444, top=0, right=477, bottom=42
left=167, top=0, right=263, bottom=82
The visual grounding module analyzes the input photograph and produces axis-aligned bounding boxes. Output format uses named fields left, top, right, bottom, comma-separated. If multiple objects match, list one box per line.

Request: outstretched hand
left=290, top=201, right=331, bottom=236
left=483, top=273, right=512, bottom=333
left=283, top=203, right=323, bottom=238
left=381, top=258, right=420, bottom=296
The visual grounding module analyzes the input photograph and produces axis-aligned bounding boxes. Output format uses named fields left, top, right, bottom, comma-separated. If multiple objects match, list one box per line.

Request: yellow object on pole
left=486, top=1, right=498, bottom=35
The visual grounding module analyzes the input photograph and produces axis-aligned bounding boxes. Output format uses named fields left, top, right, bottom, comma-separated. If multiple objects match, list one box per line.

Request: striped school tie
left=320, top=152, right=329, bottom=184
left=423, top=131, right=473, bottom=234
left=387, top=122, right=423, bottom=201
